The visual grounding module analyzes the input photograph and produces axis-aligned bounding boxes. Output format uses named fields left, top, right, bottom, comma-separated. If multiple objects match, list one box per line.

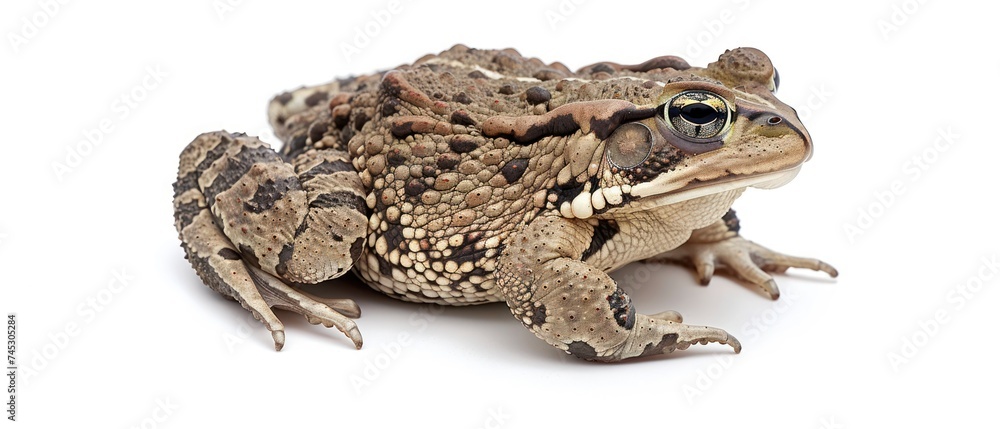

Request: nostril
left=766, top=116, right=782, bottom=125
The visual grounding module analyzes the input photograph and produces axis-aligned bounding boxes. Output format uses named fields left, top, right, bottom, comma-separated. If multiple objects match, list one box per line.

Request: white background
left=3, top=0, right=997, bottom=427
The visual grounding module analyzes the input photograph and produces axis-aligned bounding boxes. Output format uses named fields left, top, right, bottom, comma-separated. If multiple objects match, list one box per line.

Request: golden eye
left=607, top=123, right=653, bottom=169
left=665, top=90, right=732, bottom=140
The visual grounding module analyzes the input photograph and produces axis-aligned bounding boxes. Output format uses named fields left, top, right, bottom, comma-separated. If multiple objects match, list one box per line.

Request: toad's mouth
left=626, top=166, right=802, bottom=210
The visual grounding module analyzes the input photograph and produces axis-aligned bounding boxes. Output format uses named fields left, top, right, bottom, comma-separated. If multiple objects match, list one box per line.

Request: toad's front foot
left=651, top=211, right=838, bottom=299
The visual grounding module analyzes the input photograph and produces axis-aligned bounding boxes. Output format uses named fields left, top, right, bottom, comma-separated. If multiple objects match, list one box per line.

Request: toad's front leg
left=650, top=209, right=838, bottom=299
left=496, top=215, right=740, bottom=362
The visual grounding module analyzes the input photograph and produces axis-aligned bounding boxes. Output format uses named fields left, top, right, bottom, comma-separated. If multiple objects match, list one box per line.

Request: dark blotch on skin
left=203, top=144, right=281, bottom=204
left=467, top=70, right=487, bottom=79
left=581, top=219, right=619, bottom=261
left=449, top=135, right=478, bottom=153
left=173, top=199, right=203, bottom=230
left=452, top=92, right=472, bottom=104
left=350, top=236, right=365, bottom=262
left=304, top=91, right=328, bottom=107
left=390, top=120, right=415, bottom=139
left=243, top=177, right=301, bottom=214
left=217, top=248, right=241, bottom=260
left=275, top=244, right=294, bottom=276
left=276, top=92, right=293, bottom=105
left=450, top=243, right=499, bottom=265
left=499, top=84, right=515, bottom=95
left=450, top=110, right=476, bottom=127
left=387, top=148, right=407, bottom=166
left=590, top=63, right=615, bottom=74
left=332, top=110, right=350, bottom=128
left=519, top=113, right=575, bottom=144
left=588, top=106, right=658, bottom=141
left=238, top=244, right=260, bottom=268
left=567, top=341, right=598, bottom=360
left=639, top=333, right=679, bottom=357
left=437, top=153, right=460, bottom=170
left=486, top=104, right=658, bottom=146
left=311, top=191, right=367, bottom=213
left=722, top=209, right=740, bottom=233
left=284, top=134, right=309, bottom=159
left=377, top=256, right=393, bottom=277
left=308, top=122, right=328, bottom=144
left=405, top=179, right=426, bottom=196
left=293, top=215, right=310, bottom=238
left=499, top=158, right=528, bottom=183
left=381, top=98, right=400, bottom=117
left=384, top=224, right=405, bottom=253
left=606, top=287, right=636, bottom=329
left=173, top=133, right=233, bottom=200
left=531, top=304, right=547, bottom=327
left=525, top=86, right=551, bottom=105
left=299, top=159, right=356, bottom=182
left=353, top=110, right=369, bottom=131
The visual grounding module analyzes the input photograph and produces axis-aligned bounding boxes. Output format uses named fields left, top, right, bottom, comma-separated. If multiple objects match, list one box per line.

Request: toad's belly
left=354, top=249, right=503, bottom=305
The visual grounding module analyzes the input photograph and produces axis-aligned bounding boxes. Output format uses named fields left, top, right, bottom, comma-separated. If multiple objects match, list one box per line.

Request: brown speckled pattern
left=174, top=45, right=837, bottom=359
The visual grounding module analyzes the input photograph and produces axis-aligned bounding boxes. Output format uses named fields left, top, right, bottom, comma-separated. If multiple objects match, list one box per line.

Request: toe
left=272, top=330, right=286, bottom=351
left=248, top=264, right=365, bottom=349
left=650, top=310, right=684, bottom=323
left=719, top=250, right=781, bottom=298
left=695, top=259, right=715, bottom=286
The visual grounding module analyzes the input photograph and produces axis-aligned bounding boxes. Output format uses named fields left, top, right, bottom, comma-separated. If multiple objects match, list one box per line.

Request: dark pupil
left=679, top=103, right=719, bottom=125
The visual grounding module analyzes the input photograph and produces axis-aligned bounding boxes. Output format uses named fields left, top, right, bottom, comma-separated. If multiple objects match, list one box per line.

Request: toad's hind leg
left=266, top=73, right=380, bottom=159
left=496, top=216, right=740, bottom=362
left=267, top=81, right=341, bottom=154
left=173, top=131, right=368, bottom=350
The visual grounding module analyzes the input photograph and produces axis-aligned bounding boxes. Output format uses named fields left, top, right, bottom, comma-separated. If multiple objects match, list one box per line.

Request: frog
left=172, top=45, right=836, bottom=362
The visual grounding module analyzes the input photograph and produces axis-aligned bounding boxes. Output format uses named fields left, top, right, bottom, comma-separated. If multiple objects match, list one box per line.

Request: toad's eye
left=665, top=90, right=732, bottom=140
